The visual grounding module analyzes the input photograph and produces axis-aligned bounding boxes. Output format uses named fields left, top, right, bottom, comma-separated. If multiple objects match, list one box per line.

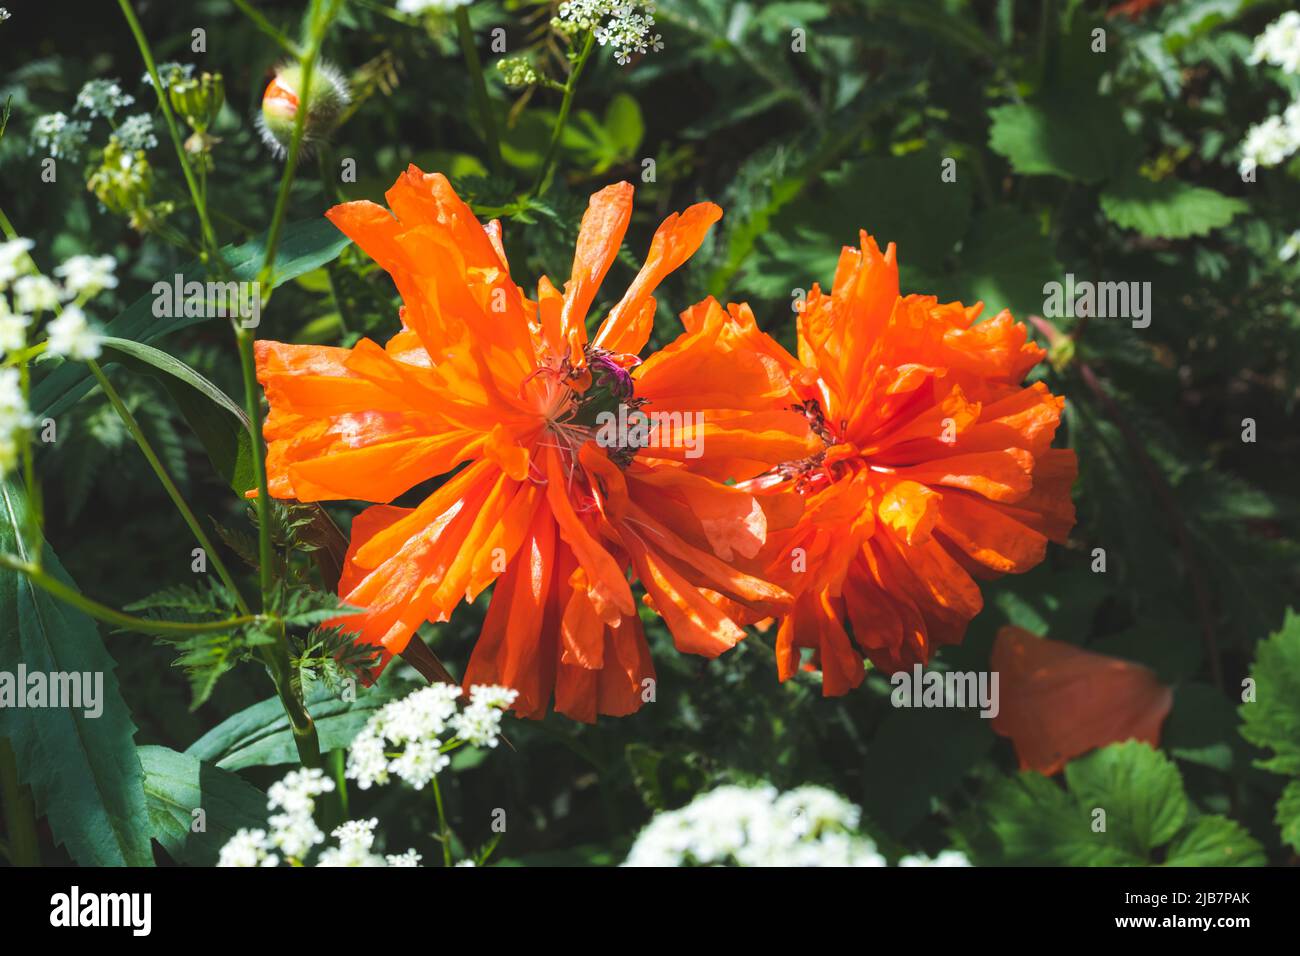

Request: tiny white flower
left=75, top=78, right=134, bottom=120
left=110, top=113, right=158, bottom=151
left=1248, top=11, right=1300, bottom=75
left=388, top=737, right=450, bottom=790
left=217, top=829, right=275, bottom=867
left=0, top=238, right=34, bottom=289
left=386, top=849, right=423, bottom=867
left=44, top=305, right=102, bottom=360
left=32, top=112, right=90, bottom=160
left=396, top=0, right=473, bottom=12
left=143, top=61, right=195, bottom=90
left=54, top=254, right=118, bottom=298
left=0, top=312, right=31, bottom=354
left=331, top=818, right=378, bottom=852
left=12, top=275, right=61, bottom=314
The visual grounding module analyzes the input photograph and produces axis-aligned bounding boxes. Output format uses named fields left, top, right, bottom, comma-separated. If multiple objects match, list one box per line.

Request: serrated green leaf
left=1276, top=779, right=1300, bottom=855
left=1163, top=815, right=1266, bottom=866
left=1100, top=176, right=1247, bottom=239
left=1239, top=609, right=1300, bottom=775
left=0, top=480, right=153, bottom=866
left=988, top=94, right=1136, bottom=184
left=1064, top=740, right=1188, bottom=855
left=138, top=745, right=268, bottom=866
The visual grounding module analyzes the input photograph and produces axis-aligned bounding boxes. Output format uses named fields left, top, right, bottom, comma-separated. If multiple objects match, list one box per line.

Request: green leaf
left=1064, top=740, right=1188, bottom=856
left=185, top=674, right=413, bottom=770
left=1239, top=609, right=1300, bottom=775
left=32, top=217, right=352, bottom=421
left=0, top=480, right=153, bottom=866
left=138, top=745, right=268, bottom=866
left=744, top=150, right=973, bottom=299
left=974, top=742, right=1209, bottom=866
left=941, top=206, right=1063, bottom=320
left=1100, top=175, right=1248, bottom=239
left=861, top=704, right=995, bottom=839
left=1163, top=815, right=1266, bottom=866
left=1275, top=779, right=1300, bottom=855
left=988, top=94, right=1137, bottom=184
left=98, top=337, right=255, bottom=494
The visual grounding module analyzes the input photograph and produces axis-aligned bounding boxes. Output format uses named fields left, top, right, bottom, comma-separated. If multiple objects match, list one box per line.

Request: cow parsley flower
left=0, top=310, right=31, bottom=355
left=75, top=78, right=135, bottom=119
left=1239, top=113, right=1300, bottom=175
left=0, top=238, right=34, bottom=289
left=397, top=0, right=472, bottom=13
left=44, top=305, right=102, bottom=360
left=111, top=113, right=158, bottom=151
left=557, top=2, right=663, bottom=65
left=12, top=275, right=60, bottom=314
left=216, top=829, right=279, bottom=867
left=32, top=112, right=91, bottom=160
left=1248, top=11, right=1300, bottom=74
left=0, top=8, right=11, bottom=23
left=54, top=254, right=117, bottom=298
left=625, top=784, right=918, bottom=867
left=898, top=850, right=973, bottom=867
left=143, top=61, right=195, bottom=90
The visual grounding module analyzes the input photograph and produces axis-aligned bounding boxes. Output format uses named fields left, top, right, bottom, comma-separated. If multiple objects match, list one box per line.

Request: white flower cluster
left=218, top=771, right=424, bottom=867
left=1239, top=12, right=1300, bottom=260
left=396, top=0, right=472, bottom=13
left=0, top=241, right=113, bottom=476
left=0, top=8, right=10, bottom=23
left=1239, top=101, right=1300, bottom=176
left=347, top=682, right=518, bottom=790
left=110, top=114, right=158, bottom=152
left=623, top=783, right=972, bottom=868
left=75, top=79, right=135, bottom=120
left=557, top=1, right=663, bottom=65
left=898, top=850, right=973, bottom=867
left=32, top=112, right=91, bottom=160
left=219, top=682, right=519, bottom=867
left=143, top=61, right=195, bottom=90
left=1248, top=11, right=1300, bottom=75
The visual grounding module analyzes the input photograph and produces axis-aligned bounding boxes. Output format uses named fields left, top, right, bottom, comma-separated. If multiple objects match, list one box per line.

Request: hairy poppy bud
left=257, top=61, right=351, bottom=160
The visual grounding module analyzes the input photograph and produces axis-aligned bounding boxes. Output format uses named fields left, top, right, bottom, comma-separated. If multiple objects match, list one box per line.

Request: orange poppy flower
left=727, top=232, right=1077, bottom=694
left=254, top=166, right=813, bottom=721
left=990, top=626, right=1173, bottom=775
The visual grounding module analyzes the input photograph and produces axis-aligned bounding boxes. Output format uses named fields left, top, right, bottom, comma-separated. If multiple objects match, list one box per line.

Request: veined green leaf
left=0, top=479, right=153, bottom=866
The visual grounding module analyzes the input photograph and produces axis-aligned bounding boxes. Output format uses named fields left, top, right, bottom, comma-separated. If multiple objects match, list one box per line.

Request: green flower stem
left=235, top=329, right=275, bottom=613
left=455, top=5, right=504, bottom=177
left=0, top=553, right=261, bottom=635
left=432, top=774, right=453, bottom=867
left=0, top=738, right=39, bottom=867
left=531, top=30, right=597, bottom=198
left=86, top=359, right=251, bottom=616
left=231, top=0, right=304, bottom=57
left=116, top=0, right=220, bottom=264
